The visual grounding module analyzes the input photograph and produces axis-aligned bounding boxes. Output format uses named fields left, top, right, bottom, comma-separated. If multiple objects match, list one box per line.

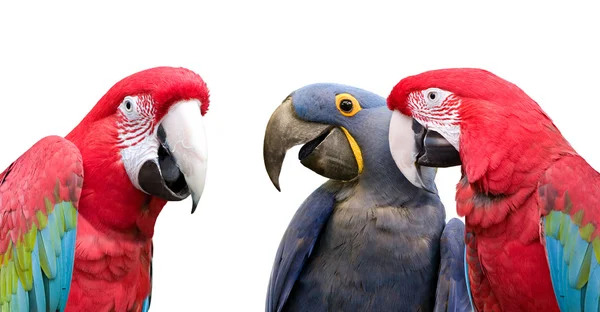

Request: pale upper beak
left=138, top=100, right=208, bottom=213
left=388, top=110, right=460, bottom=192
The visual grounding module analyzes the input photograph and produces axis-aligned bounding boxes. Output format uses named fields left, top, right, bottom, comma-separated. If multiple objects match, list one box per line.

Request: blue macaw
left=263, top=83, right=472, bottom=312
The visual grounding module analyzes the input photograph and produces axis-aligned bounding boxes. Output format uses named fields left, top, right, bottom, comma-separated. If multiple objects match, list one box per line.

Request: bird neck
left=66, top=118, right=167, bottom=241
left=459, top=101, right=575, bottom=195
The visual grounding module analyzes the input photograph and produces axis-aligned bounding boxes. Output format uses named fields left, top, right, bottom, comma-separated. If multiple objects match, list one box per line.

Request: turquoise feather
left=58, top=229, right=77, bottom=311
left=464, top=248, right=474, bottom=310
left=15, top=281, right=28, bottom=312
left=1, top=202, right=78, bottom=312
left=584, top=257, right=600, bottom=311
left=543, top=211, right=600, bottom=312
left=30, top=241, right=47, bottom=311
left=142, top=296, right=150, bottom=312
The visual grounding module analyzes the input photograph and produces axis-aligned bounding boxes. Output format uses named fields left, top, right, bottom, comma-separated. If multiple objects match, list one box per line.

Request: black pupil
left=428, top=92, right=436, bottom=100
left=125, top=100, right=132, bottom=110
left=340, top=99, right=353, bottom=112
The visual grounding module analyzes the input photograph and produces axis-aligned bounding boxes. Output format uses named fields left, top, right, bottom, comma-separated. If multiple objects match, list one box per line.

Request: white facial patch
left=116, top=96, right=208, bottom=205
left=417, top=88, right=461, bottom=151
left=117, top=95, right=160, bottom=191
left=428, top=124, right=461, bottom=151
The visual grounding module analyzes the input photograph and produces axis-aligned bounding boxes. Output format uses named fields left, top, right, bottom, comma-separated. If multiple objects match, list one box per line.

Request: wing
left=141, top=242, right=153, bottom=312
left=539, top=154, right=600, bottom=312
left=0, top=135, right=83, bottom=312
left=434, top=218, right=473, bottom=312
left=266, top=183, right=339, bottom=312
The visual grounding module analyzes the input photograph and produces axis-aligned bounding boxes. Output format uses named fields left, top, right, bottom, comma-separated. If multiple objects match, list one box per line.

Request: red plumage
left=0, top=66, right=209, bottom=311
left=63, top=66, right=209, bottom=311
left=387, top=68, right=584, bottom=311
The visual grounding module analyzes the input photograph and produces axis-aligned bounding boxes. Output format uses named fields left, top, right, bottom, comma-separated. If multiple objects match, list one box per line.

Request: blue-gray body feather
left=266, top=84, right=471, bottom=312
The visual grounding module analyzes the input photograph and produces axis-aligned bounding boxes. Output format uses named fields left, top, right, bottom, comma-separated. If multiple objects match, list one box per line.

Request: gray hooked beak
left=263, top=96, right=361, bottom=191
left=388, top=110, right=460, bottom=192
left=138, top=100, right=208, bottom=213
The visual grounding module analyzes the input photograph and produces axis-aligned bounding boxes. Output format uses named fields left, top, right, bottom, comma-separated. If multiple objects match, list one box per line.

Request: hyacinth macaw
left=0, top=67, right=209, bottom=312
left=263, top=83, right=471, bottom=312
left=387, top=68, right=600, bottom=311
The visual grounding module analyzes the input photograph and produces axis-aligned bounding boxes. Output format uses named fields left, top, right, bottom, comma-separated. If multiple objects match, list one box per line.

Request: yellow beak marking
left=340, top=127, right=363, bottom=174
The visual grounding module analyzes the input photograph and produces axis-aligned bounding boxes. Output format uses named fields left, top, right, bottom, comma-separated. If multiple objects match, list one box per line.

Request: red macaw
left=386, top=68, right=600, bottom=311
left=0, top=67, right=209, bottom=311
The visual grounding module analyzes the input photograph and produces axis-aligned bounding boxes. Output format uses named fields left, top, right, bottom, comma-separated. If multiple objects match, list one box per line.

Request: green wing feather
left=0, top=136, right=83, bottom=312
left=540, top=155, right=600, bottom=312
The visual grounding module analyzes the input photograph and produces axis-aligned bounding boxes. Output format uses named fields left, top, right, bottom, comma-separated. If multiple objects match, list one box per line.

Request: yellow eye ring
left=335, top=93, right=362, bottom=117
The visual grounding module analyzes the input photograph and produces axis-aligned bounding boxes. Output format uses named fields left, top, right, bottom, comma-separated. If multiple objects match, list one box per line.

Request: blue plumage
left=543, top=210, right=600, bottom=312
left=265, top=84, right=471, bottom=312
left=15, top=281, right=28, bottom=311
left=6, top=202, right=78, bottom=312
left=58, top=228, right=77, bottom=311
left=142, top=297, right=150, bottom=312
left=30, top=240, right=47, bottom=311
left=464, top=249, right=474, bottom=311
left=266, top=185, right=338, bottom=312
left=0, top=136, right=82, bottom=312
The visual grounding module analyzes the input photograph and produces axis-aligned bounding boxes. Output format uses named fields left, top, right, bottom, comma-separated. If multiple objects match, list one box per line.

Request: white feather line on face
left=120, top=135, right=160, bottom=190
left=428, top=123, right=461, bottom=151
left=413, top=89, right=462, bottom=151
left=116, top=95, right=160, bottom=191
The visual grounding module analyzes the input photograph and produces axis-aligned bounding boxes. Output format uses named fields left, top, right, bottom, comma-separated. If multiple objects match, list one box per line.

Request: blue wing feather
left=58, top=229, right=77, bottom=311
left=29, top=240, right=47, bottom=312
left=543, top=209, right=600, bottom=312
left=0, top=136, right=82, bottom=312
left=464, top=249, right=475, bottom=311
left=26, top=203, right=78, bottom=312
left=15, top=281, right=28, bottom=311
left=538, top=153, right=600, bottom=312
left=585, top=259, right=600, bottom=311
left=266, top=183, right=338, bottom=312
left=433, top=218, right=472, bottom=312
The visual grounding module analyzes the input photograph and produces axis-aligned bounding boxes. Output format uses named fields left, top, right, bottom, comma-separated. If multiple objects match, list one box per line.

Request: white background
left=1, top=1, right=599, bottom=311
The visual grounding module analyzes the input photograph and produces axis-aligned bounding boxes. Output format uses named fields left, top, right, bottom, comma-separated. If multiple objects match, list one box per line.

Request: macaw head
left=263, top=83, right=437, bottom=193
left=66, top=66, right=209, bottom=237
left=386, top=68, right=568, bottom=193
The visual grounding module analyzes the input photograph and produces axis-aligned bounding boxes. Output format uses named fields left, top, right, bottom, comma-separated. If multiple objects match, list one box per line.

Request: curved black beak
left=412, top=120, right=461, bottom=167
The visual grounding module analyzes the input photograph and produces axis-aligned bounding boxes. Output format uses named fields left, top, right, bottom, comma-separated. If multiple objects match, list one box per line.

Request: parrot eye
left=424, top=88, right=446, bottom=107
left=339, top=99, right=353, bottom=112
left=335, top=93, right=362, bottom=117
left=120, top=96, right=137, bottom=114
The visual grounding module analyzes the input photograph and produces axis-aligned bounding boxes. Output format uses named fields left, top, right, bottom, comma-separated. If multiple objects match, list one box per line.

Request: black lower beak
left=138, top=125, right=191, bottom=202
left=413, top=120, right=461, bottom=167
left=298, top=127, right=359, bottom=182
